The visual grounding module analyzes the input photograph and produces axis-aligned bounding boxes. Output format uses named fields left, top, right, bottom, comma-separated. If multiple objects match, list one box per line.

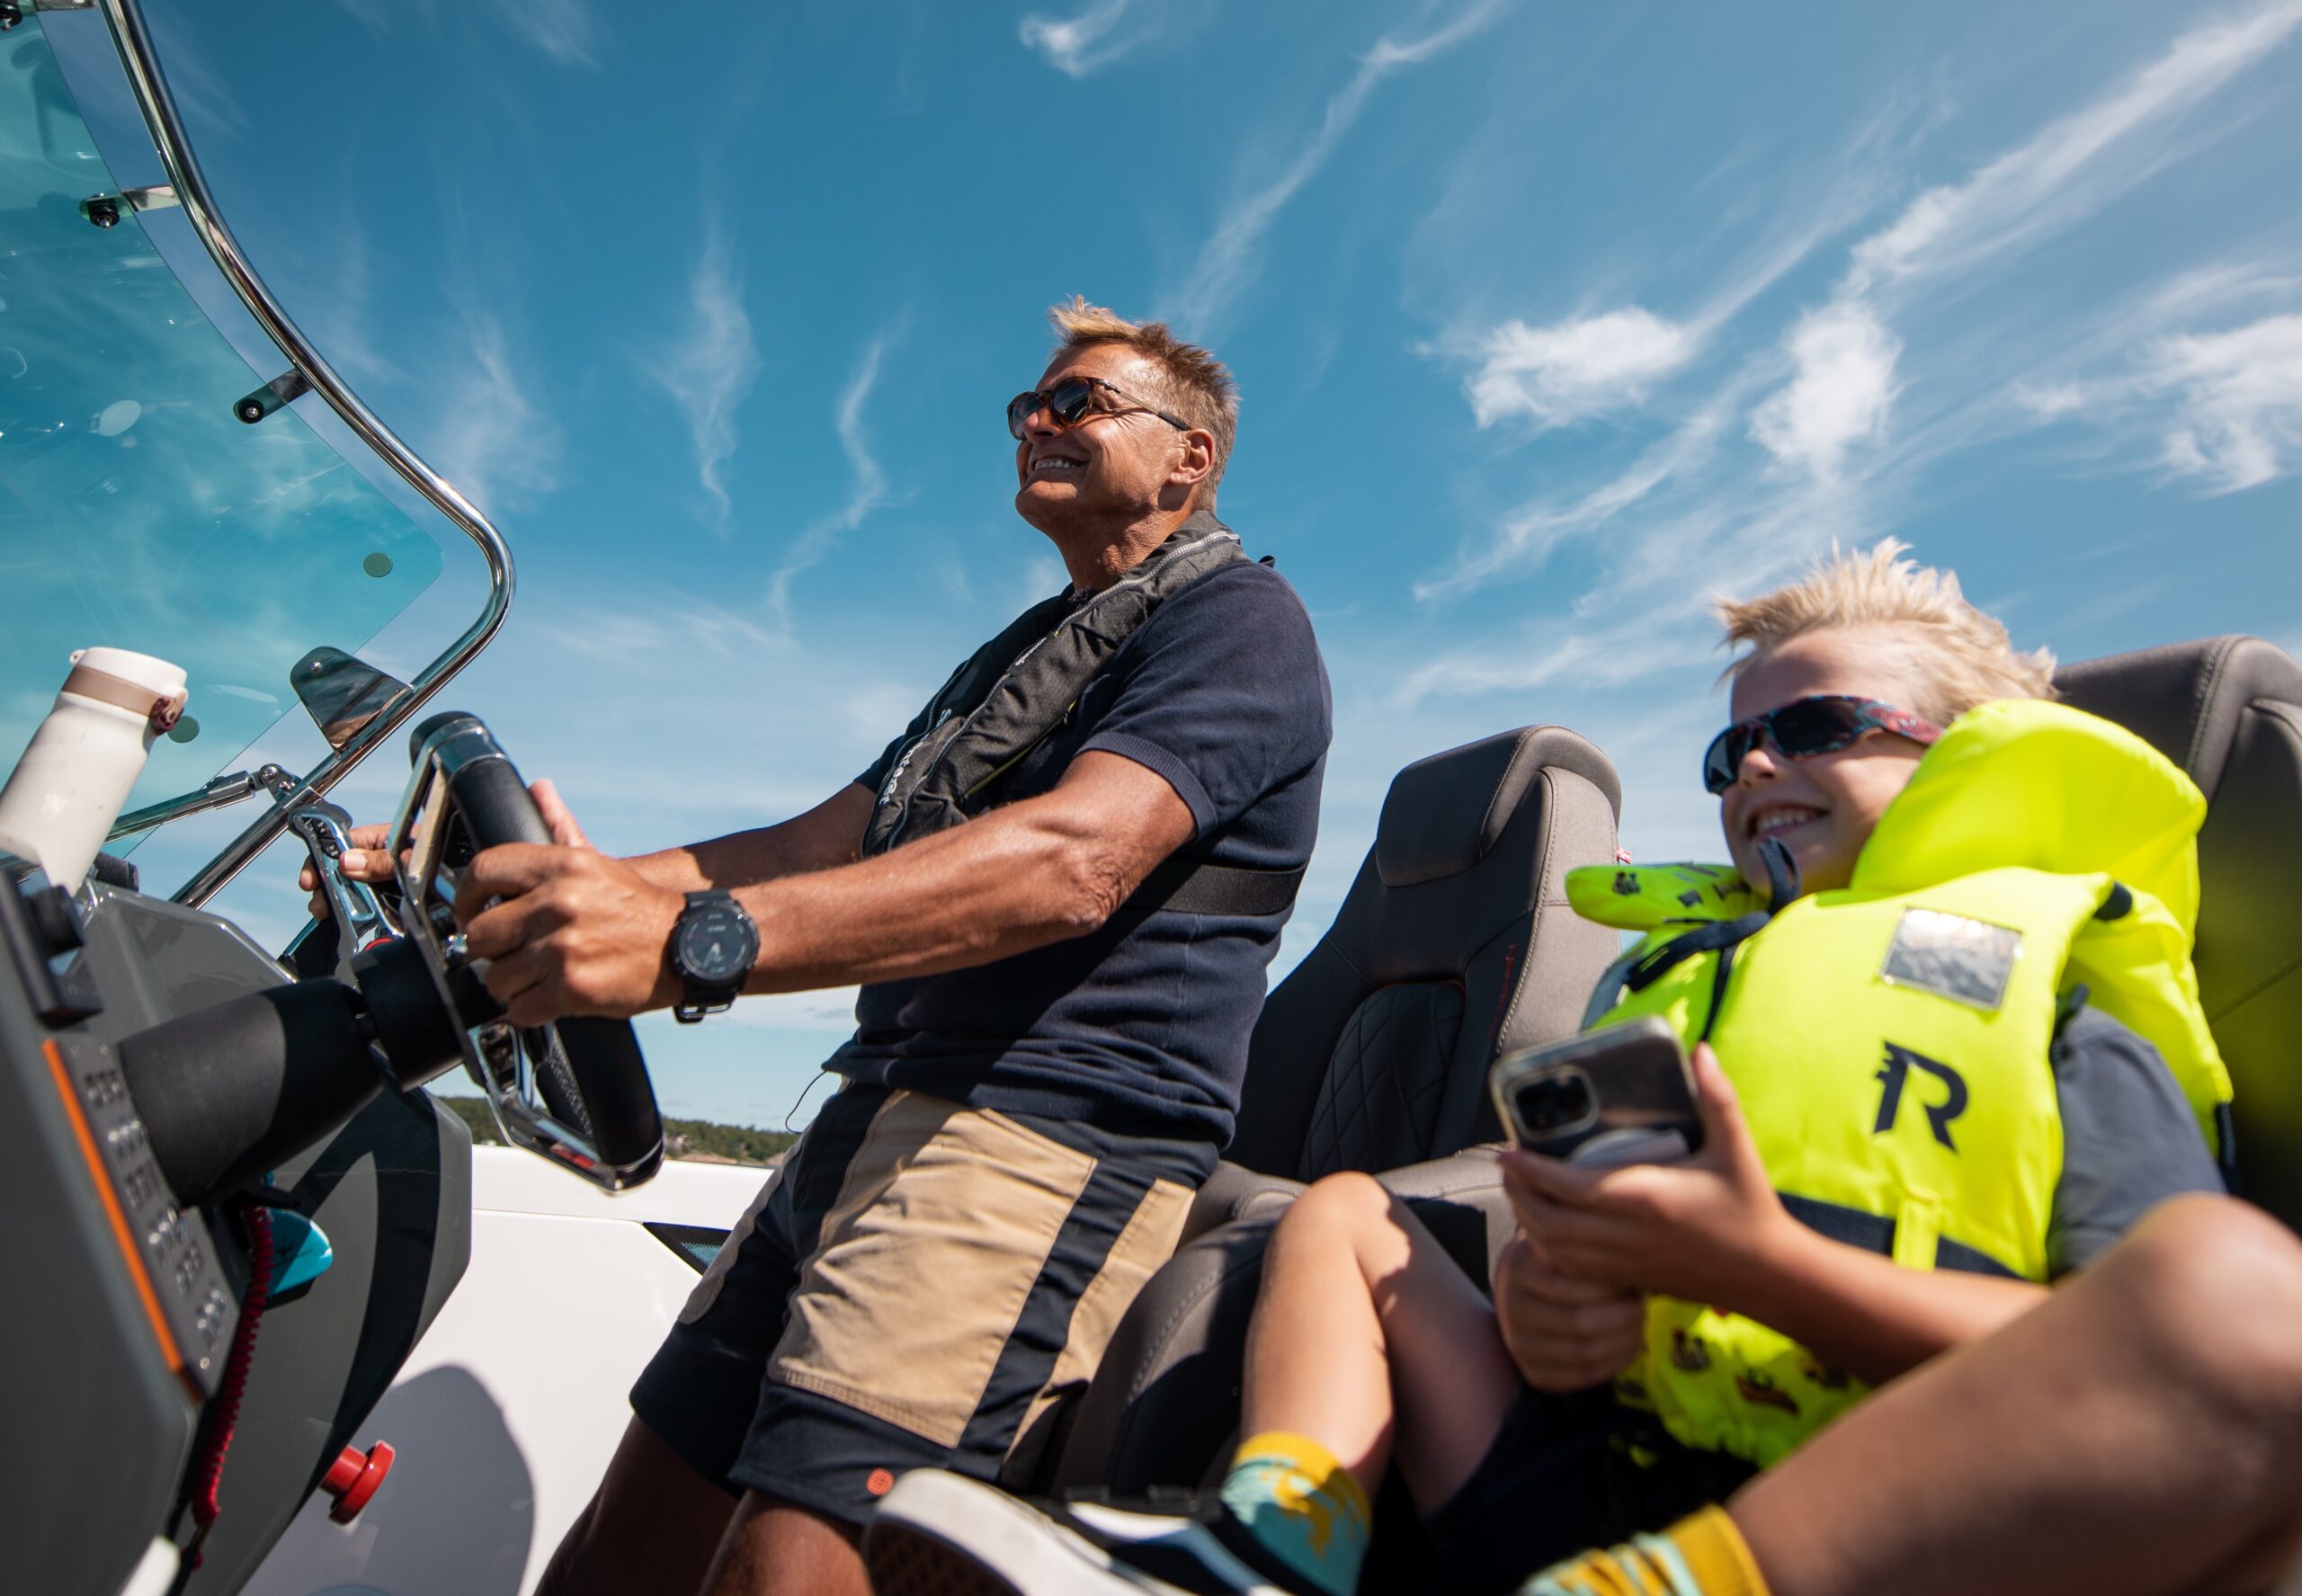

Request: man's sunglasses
left=1006, top=376, right=1191, bottom=441
left=1702, top=694, right=1942, bottom=795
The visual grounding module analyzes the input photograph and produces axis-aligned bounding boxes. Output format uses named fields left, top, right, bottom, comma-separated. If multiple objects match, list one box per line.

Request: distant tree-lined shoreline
left=436, top=1096, right=799, bottom=1168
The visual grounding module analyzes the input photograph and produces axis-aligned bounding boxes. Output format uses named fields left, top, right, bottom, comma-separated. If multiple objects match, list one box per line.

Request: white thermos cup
left=0, top=646, right=189, bottom=892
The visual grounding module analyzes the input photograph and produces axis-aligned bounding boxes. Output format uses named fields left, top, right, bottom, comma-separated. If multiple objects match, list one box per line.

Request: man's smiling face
left=1013, top=343, right=1186, bottom=535
left=1718, top=627, right=1936, bottom=896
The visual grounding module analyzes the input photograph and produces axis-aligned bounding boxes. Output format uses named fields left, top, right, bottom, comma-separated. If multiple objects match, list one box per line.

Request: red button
left=319, top=1441, right=395, bottom=1522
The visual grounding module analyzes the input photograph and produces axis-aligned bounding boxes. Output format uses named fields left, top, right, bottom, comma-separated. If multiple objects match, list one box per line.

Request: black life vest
left=861, top=512, right=1305, bottom=917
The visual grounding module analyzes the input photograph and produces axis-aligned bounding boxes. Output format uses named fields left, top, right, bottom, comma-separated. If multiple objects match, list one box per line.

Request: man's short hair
left=1048, top=297, right=1239, bottom=504
left=1718, top=539, right=2057, bottom=724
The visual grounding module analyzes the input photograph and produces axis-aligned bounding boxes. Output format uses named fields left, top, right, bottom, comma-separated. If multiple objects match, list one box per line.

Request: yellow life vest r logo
left=1873, top=1042, right=1968, bottom=1151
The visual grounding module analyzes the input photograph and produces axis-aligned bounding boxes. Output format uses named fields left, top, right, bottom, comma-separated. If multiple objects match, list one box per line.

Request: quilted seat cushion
left=1296, top=982, right=1464, bottom=1181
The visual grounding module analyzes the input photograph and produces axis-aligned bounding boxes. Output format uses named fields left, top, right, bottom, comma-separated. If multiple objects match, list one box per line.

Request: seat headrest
left=1375, top=725, right=1622, bottom=888
left=2057, top=634, right=2302, bottom=1230
left=2057, top=636, right=2302, bottom=799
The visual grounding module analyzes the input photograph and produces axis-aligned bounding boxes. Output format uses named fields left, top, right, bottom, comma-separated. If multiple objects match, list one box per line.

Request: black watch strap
left=674, top=982, right=741, bottom=1024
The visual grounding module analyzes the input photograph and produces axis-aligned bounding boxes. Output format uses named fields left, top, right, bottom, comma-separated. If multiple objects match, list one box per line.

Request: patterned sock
left=1216, top=1431, right=1371, bottom=1596
left=1519, top=1507, right=1770, bottom=1596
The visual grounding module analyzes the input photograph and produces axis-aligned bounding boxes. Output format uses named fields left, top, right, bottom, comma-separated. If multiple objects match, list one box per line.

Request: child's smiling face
left=1718, top=628, right=1938, bottom=896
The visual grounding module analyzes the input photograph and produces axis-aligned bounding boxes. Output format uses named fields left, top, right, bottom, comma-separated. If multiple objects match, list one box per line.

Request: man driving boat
left=308, top=298, right=1332, bottom=1596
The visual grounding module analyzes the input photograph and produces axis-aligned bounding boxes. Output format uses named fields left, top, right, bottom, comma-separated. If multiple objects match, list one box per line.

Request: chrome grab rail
left=108, top=763, right=298, bottom=840
left=89, top=0, right=515, bottom=907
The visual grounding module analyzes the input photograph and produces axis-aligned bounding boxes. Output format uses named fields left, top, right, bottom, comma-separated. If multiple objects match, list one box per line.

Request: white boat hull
left=242, top=1147, right=766, bottom=1596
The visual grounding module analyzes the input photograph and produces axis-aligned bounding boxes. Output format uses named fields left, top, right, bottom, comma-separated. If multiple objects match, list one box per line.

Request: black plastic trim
left=642, top=1221, right=730, bottom=1275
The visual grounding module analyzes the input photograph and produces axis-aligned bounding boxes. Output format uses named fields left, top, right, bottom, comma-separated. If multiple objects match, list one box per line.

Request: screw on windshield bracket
left=236, top=369, right=313, bottom=424
left=79, top=184, right=177, bottom=230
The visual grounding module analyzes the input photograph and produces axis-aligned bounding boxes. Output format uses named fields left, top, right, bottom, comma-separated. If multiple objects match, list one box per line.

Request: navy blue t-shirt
left=826, top=559, right=1331, bottom=1146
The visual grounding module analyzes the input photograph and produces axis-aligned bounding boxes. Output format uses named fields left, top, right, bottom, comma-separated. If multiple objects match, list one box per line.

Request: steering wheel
left=384, top=712, right=664, bottom=1190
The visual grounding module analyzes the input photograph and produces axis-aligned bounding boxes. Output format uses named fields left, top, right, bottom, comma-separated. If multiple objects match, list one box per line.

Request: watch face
left=676, top=901, right=757, bottom=984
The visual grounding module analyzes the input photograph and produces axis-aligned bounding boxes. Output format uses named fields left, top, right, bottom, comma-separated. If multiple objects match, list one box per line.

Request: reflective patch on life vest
left=1878, top=907, right=2022, bottom=1011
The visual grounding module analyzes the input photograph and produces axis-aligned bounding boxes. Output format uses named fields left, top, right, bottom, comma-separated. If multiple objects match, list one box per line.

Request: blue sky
left=57, top=0, right=2302, bottom=1128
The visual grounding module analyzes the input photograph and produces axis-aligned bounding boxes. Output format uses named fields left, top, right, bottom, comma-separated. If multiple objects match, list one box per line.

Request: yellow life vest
left=1565, top=700, right=2229, bottom=1468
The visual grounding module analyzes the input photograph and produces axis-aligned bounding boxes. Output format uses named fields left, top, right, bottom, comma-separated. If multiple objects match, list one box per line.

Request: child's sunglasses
left=1007, top=376, right=1191, bottom=441
left=1702, top=695, right=1941, bottom=794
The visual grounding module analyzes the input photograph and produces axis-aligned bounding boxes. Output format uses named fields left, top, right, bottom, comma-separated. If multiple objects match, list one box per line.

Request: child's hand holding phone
left=1498, top=1042, right=1806, bottom=1315
left=1489, top=1014, right=1704, bottom=1165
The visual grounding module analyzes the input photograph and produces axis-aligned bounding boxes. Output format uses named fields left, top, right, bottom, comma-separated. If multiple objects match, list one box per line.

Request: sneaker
left=864, top=1469, right=1310, bottom=1596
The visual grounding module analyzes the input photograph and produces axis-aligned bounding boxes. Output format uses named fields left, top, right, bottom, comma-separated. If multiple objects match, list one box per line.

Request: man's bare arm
left=457, top=751, right=1199, bottom=1024
left=301, top=782, right=874, bottom=918
left=625, top=784, right=876, bottom=894
left=731, top=752, right=1195, bottom=994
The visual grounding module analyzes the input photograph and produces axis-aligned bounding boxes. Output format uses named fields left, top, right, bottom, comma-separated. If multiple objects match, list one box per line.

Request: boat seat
left=1041, top=725, right=1621, bottom=1494
left=1187, top=726, right=1623, bottom=1234
left=2057, top=635, right=2302, bottom=1228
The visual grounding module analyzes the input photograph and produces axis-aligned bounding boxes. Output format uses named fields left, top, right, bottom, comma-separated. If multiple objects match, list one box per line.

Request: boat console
left=3, top=716, right=663, bottom=1596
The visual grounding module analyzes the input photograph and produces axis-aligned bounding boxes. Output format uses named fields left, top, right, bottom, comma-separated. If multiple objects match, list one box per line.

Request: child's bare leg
left=1241, top=1171, right=1521, bottom=1511
left=1731, top=1194, right=2302, bottom=1596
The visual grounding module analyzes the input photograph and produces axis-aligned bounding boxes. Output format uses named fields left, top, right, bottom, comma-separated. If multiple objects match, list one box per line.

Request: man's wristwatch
left=669, top=890, right=759, bottom=1023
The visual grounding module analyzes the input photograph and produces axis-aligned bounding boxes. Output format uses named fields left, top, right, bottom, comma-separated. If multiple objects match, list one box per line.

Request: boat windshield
left=0, top=21, right=445, bottom=850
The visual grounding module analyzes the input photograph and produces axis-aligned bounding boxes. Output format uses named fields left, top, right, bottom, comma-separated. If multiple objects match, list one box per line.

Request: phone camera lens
left=1515, top=1072, right=1594, bottom=1135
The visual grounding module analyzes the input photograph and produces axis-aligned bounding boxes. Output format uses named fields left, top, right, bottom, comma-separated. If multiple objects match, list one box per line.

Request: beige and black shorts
left=630, top=1082, right=1213, bottom=1527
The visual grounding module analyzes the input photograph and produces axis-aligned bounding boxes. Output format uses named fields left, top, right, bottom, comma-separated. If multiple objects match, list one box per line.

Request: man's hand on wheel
left=295, top=778, right=588, bottom=922
left=456, top=780, right=685, bottom=1026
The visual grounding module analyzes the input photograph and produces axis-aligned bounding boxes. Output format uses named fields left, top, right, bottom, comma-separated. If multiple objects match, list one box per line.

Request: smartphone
left=1489, top=1015, right=1703, bottom=1166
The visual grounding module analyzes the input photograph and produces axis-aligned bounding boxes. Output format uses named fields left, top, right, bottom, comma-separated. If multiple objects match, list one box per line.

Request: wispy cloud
left=156, top=31, right=254, bottom=139
left=1848, top=0, right=2302, bottom=299
left=767, top=334, right=897, bottom=629
left=1400, top=473, right=1866, bottom=706
left=1414, top=379, right=1750, bottom=601
left=2023, top=313, right=2302, bottom=494
left=327, top=0, right=394, bottom=34
left=1747, top=300, right=1902, bottom=478
left=1425, top=94, right=1893, bottom=455
left=308, top=221, right=404, bottom=388
left=1397, top=602, right=1713, bottom=704
left=526, top=590, right=786, bottom=665
left=429, top=313, right=561, bottom=512
left=1741, top=0, right=2302, bottom=488
left=1165, top=0, right=1512, bottom=332
left=1464, top=308, right=1700, bottom=428
left=492, top=0, right=601, bottom=69
left=1019, top=0, right=1138, bottom=76
left=655, top=227, right=762, bottom=527
left=1017, top=0, right=1220, bottom=78
left=1450, top=191, right=1869, bottom=433
left=1416, top=4, right=2302, bottom=686
left=332, top=0, right=600, bottom=67
left=2148, top=317, right=2302, bottom=491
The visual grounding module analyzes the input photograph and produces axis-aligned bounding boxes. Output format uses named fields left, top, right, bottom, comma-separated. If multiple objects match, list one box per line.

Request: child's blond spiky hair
left=1718, top=540, right=2057, bottom=723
